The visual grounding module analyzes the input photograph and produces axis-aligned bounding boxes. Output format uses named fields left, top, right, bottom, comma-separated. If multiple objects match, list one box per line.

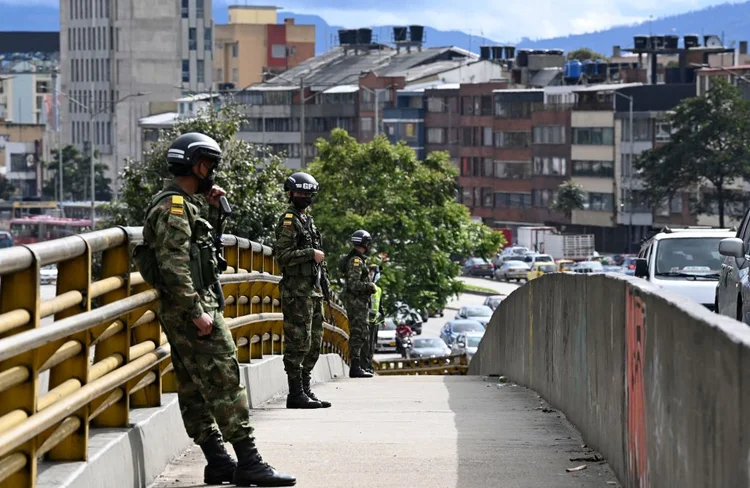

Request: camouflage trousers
left=362, top=318, right=381, bottom=366
left=280, top=294, right=324, bottom=376
left=160, top=305, right=253, bottom=445
left=342, top=298, right=369, bottom=361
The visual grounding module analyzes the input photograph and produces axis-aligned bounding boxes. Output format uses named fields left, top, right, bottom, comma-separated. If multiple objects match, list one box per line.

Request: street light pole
left=51, top=69, right=63, bottom=202
left=300, top=77, right=306, bottom=166
left=627, top=95, right=634, bottom=253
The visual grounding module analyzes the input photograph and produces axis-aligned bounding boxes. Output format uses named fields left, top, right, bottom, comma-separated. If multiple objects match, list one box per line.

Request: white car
left=634, top=227, right=734, bottom=310
left=40, top=265, right=58, bottom=285
left=450, top=331, right=484, bottom=363
left=375, top=317, right=398, bottom=352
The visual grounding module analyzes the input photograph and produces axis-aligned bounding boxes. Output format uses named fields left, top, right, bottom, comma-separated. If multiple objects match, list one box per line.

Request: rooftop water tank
left=564, top=60, right=582, bottom=79
left=633, top=35, right=648, bottom=50
left=595, top=59, right=607, bottom=75
left=492, top=45, right=504, bottom=60
left=480, top=45, right=491, bottom=60
left=548, top=49, right=564, bottom=56
left=409, top=25, right=425, bottom=43
left=583, top=59, right=596, bottom=76
left=664, top=35, right=679, bottom=49
left=517, top=49, right=530, bottom=67
left=393, top=26, right=408, bottom=42
left=684, top=34, right=700, bottom=48
left=650, top=35, right=665, bottom=50
left=357, top=28, right=372, bottom=45
left=504, top=45, right=516, bottom=59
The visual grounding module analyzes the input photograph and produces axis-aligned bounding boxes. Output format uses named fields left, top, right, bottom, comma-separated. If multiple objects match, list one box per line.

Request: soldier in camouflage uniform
left=143, top=132, right=295, bottom=487
left=273, top=171, right=331, bottom=409
left=339, top=230, right=377, bottom=378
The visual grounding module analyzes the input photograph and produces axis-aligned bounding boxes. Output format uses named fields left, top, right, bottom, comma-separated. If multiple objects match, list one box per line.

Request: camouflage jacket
left=143, top=181, right=221, bottom=318
left=273, top=205, right=328, bottom=298
left=340, top=250, right=375, bottom=304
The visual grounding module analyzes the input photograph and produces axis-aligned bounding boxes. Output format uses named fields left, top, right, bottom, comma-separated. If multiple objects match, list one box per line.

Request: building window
left=655, top=121, right=672, bottom=142
left=196, top=0, right=204, bottom=18
left=197, top=60, right=205, bottom=83
left=573, top=127, right=614, bottom=145
left=232, top=43, right=239, bottom=57
left=572, top=160, right=614, bottom=178
left=232, top=68, right=238, bottom=83
left=494, top=192, right=532, bottom=208
left=532, top=125, right=566, bottom=144
left=621, top=118, right=651, bottom=142
left=482, top=187, right=494, bottom=207
left=35, top=81, right=50, bottom=93
left=621, top=153, right=636, bottom=177
left=181, top=0, right=188, bottom=17
left=217, top=68, right=223, bottom=82
left=494, top=131, right=530, bottom=148
left=494, top=161, right=531, bottom=179
left=204, top=27, right=212, bottom=51
left=583, top=192, right=615, bottom=212
left=361, top=117, right=373, bottom=132
left=271, top=44, right=287, bottom=59
left=462, top=188, right=474, bottom=207
left=189, top=28, right=197, bottom=50
left=482, top=126, right=493, bottom=147
left=621, top=190, right=651, bottom=213
left=182, top=59, right=189, bottom=82
left=404, top=123, right=416, bottom=139
left=532, top=189, right=555, bottom=207
left=532, top=157, right=567, bottom=176
left=427, top=127, right=444, bottom=144
left=495, top=99, right=533, bottom=118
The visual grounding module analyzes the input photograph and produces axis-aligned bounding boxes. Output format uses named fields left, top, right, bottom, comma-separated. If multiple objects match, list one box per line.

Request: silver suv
left=716, top=212, right=750, bottom=324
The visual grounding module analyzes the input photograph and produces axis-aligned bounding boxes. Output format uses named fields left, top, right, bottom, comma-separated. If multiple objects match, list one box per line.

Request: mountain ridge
left=1, top=2, right=749, bottom=56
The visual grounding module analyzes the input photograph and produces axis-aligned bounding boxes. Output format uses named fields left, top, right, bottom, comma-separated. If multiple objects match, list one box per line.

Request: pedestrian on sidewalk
left=273, top=171, right=332, bottom=409
left=138, top=132, right=295, bottom=487
left=339, top=230, right=377, bottom=378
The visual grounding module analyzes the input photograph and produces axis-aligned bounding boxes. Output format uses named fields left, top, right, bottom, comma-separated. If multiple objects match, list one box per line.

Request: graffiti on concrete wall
left=626, top=286, right=648, bottom=488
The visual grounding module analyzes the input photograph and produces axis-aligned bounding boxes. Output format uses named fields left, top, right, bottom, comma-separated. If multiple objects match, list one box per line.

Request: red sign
left=626, top=286, right=648, bottom=487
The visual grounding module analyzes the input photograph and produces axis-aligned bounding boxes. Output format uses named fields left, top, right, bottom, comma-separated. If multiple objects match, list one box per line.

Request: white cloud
left=238, top=0, right=735, bottom=42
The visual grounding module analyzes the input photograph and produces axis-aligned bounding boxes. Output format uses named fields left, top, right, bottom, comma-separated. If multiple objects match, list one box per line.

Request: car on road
left=494, top=261, right=530, bottom=282
left=461, top=257, right=494, bottom=278
left=483, top=294, right=507, bottom=311
left=450, top=331, right=484, bottom=363
left=717, top=211, right=750, bottom=323
left=40, top=265, right=58, bottom=285
left=522, top=253, right=555, bottom=268
left=572, top=261, right=604, bottom=274
left=376, top=317, right=398, bottom=352
left=621, top=256, right=638, bottom=276
left=636, top=227, right=733, bottom=311
left=440, top=319, right=485, bottom=346
left=454, top=305, right=493, bottom=327
left=407, top=337, right=452, bottom=359
left=526, top=262, right=556, bottom=281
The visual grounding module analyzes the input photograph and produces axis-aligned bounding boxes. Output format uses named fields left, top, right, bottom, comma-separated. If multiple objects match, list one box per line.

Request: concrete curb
left=37, top=353, right=348, bottom=488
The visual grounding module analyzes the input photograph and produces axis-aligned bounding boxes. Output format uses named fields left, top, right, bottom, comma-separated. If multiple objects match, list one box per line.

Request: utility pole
left=52, top=69, right=63, bottom=202
left=300, top=77, right=306, bottom=166
left=627, top=96, right=634, bottom=253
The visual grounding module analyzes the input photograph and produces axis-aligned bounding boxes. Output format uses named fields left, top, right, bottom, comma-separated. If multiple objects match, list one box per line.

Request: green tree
left=567, top=47, right=607, bottom=61
left=552, top=179, right=586, bottom=220
left=42, top=145, right=112, bottom=201
left=307, top=129, right=503, bottom=314
left=107, top=104, right=289, bottom=243
left=635, top=77, right=750, bottom=227
left=0, top=176, right=16, bottom=200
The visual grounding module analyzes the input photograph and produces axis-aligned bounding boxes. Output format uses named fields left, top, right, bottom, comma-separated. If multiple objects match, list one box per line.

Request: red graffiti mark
left=626, top=287, right=648, bottom=488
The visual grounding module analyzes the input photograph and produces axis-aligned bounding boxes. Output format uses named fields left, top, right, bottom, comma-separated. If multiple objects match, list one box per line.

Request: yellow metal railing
left=373, top=353, right=469, bottom=375
left=0, top=226, right=350, bottom=488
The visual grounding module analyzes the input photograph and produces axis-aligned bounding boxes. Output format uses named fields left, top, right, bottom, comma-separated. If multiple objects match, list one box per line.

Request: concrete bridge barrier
left=470, top=273, right=750, bottom=488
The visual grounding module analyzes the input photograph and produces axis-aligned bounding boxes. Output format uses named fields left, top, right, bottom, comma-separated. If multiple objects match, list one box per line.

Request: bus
left=59, top=201, right=111, bottom=221
left=9, top=216, right=93, bottom=245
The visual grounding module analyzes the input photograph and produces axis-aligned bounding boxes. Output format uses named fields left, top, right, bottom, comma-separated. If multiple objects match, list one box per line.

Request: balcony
left=544, top=100, right=613, bottom=112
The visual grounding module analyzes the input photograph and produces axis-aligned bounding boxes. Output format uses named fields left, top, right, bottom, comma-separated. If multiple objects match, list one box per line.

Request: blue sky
left=0, top=0, right=740, bottom=41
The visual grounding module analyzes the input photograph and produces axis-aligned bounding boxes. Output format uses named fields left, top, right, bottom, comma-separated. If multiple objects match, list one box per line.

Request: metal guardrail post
left=46, top=237, right=91, bottom=462
left=0, top=247, right=40, bottom=487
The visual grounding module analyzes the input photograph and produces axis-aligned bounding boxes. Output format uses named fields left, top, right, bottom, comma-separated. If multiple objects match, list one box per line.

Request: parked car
left=455, top=305, right=493, bottom=327
left=461, top=257, right=494, bottom=278
left=483, top=294, right=506, bottom=311
left=440, top=319, right=485, bottom=346
left=716, top=212, right=750, bottom=321
left=526, top=262, right=556, bottom=281
left=450, top=331, right=484, bottom=363
left=375, top=317, right=398, bottom=352
left=494, top=261, right=530, bottom=282
left=407, top=337, right=452, bottom=359
left=0, top=231, right=12, bottom=249
left=40, top=265, right=58, bottom=285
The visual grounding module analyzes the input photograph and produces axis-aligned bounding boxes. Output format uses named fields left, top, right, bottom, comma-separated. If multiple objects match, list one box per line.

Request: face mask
left=196, top=168, right=215, bottom=194
left=292, top=195, right=313, bottom=210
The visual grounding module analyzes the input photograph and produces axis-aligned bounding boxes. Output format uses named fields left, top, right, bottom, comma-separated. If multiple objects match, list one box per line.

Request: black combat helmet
left=351, top=229, right=372, bottom=248
left=284, top=172, right=319, bottom=194
left=167, top=132, right=222, bottom=176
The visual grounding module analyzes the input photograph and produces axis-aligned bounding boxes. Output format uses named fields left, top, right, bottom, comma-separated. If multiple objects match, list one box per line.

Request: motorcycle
left=401, top=334, right=414, bottom=358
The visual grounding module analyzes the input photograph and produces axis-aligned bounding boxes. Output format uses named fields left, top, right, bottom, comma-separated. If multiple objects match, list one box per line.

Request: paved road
left=152, top=376, right=621, bottom=488
left=458, top=275, right=521, bottom=295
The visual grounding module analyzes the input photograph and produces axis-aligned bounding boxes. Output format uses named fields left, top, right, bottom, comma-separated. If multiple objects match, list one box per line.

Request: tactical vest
left=340, top=250, right=368, bottom=297
left=138, top=189, right=220, bottom=293
left=280, top=208, right=318, bottom=279
left=369, top=285, right=382, bottom=321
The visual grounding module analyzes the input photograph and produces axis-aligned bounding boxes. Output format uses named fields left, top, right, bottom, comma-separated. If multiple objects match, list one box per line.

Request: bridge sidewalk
left=151, top=376, right=620, bottom=488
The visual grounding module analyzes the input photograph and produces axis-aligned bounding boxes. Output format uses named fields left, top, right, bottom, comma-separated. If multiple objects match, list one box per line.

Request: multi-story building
left=214, top=6, right=315, bottom=89
left=0, top=121, right=45, bottom=197
left=423, top=84, right=460, bottom=165
left=0, top=32, right=59, bottom=125
left=383, top=88, right=426, bottom=160
left=59, top=0, right=213, bottom=193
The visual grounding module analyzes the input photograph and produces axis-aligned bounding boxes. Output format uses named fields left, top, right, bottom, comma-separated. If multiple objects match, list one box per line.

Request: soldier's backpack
left=131, top=190, right=186, bottom=287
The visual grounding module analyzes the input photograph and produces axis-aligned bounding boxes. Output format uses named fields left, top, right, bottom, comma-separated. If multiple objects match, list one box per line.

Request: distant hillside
left=2, top=2, right=750, bottom=57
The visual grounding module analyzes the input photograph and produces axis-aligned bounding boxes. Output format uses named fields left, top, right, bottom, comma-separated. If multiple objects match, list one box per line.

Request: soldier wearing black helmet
left=273, top=171, right=332, bottom=409
left=338, top=230, right=377, bottom=378
left=139, top=132, right=295, bottom=487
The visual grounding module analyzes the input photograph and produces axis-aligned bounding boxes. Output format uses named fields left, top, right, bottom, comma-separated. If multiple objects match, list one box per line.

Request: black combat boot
left=286, top=374, right=323, bottom=409
left=301, top=373, right=331, bottom=408
left=362, top=358, right=375, bottom=374
left=232, top=438, right=296, bottom=487
left=199, top=431, right=237, bottom=485
left=349, top=358, right=374, bottom=378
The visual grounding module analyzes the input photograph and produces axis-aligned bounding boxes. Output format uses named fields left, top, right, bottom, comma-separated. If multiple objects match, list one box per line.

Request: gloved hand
left=368, top=283, right=377, bottom=294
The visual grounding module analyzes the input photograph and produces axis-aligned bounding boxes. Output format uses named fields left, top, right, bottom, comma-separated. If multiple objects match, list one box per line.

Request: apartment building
left=214, top=5, right=315, bottom=89
left=423, top=84, right=460, bottom=165
left=60, top=0, right=213, bottom=192
left=383, top=88, right=426, bottom=160
left=0, top=121, right=45, bottom=197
